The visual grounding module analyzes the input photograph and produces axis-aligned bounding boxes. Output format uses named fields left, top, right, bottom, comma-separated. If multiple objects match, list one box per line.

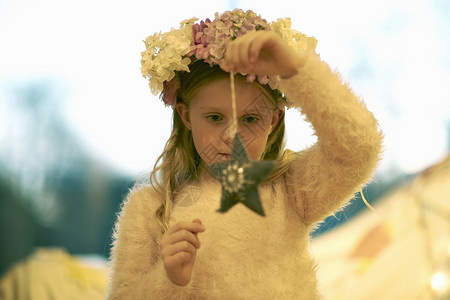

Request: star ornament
left=208, top=134, right=276, bottom=216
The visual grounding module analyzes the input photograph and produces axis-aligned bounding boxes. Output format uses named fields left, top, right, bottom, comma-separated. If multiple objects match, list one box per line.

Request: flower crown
left=140, top=9, right=317, bottom=107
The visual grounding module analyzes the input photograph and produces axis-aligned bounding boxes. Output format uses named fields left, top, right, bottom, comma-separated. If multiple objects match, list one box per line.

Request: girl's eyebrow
left=241, top=111, right=260, bottom=116
left=198, top=107, right=223, bottom=113
left=244, top=105, right=273, bottom=115
left=197, top=104, right=227, bottom=111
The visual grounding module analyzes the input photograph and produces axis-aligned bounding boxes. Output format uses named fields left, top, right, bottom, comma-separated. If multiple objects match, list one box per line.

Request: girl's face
left=177, top=79, right=283, bottom=165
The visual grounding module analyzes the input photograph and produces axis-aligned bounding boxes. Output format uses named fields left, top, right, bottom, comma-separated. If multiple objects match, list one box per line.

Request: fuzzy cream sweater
left=107, top=54, right=383, bottom=299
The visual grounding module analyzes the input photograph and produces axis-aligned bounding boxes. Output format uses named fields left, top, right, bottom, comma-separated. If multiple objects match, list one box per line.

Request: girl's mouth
left=219, top=153, right=231, bottom=160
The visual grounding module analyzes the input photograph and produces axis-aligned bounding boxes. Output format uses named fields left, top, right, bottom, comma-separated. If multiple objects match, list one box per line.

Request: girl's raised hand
left=160, top=219, right=205, bottom=286
left=221, top=30, right=306, bottom=79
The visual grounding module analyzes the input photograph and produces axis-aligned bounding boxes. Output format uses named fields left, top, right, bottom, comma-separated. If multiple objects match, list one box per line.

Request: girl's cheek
left=240, top=130, right=258, bottom=148
left=199, top=135, right=221, bottom=162
left=240, top=123, right=269, bottom=141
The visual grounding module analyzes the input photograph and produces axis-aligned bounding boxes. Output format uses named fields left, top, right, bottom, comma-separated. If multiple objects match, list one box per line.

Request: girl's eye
left=242, top=115, right=259, bottom=124
left=207, top=115, right=223, bottom=122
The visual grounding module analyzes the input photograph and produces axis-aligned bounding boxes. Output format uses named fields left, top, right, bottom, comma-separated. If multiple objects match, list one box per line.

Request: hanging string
left=230, top=72, right=238, bottom=139
left=360, top=188, right=379, bottom=214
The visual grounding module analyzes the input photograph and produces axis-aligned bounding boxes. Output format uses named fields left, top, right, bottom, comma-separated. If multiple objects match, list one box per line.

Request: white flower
left=141, top=19, right=195, bottom=95
left=271, top=18, right=317, bottom=54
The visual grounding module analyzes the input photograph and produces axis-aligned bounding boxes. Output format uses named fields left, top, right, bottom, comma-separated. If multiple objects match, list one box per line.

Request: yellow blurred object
left=356, top=257, right=374, bottom=275
left=312, top=154, right=450, bottom=299
left=0, top=248, right=107, bottom=300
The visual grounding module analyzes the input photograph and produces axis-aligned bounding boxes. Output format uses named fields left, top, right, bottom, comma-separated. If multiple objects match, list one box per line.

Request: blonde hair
left=150, top=61, right=293, bottom=233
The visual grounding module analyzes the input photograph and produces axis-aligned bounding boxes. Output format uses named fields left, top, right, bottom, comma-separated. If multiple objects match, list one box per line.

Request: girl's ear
left=176, top=102, right=192, bottom=130
left=270, top=107, right=284, bottom=133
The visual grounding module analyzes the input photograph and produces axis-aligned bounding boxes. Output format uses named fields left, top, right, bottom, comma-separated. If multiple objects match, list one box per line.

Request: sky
left=1, top=0, right=449, bottom=177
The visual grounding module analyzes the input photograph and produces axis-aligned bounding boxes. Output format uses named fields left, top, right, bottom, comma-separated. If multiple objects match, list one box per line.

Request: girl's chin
left=202, top=154, right=230, bottom=165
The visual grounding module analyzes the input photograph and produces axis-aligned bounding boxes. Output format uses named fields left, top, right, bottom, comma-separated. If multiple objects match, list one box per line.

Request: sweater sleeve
left=106, top=186, right=192, bottom=299
left=279, top=52, right=383, bottom=225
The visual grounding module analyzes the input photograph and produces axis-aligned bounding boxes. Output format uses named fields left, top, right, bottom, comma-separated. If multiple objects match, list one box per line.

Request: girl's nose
left=221, top=123, right=237, bottom=143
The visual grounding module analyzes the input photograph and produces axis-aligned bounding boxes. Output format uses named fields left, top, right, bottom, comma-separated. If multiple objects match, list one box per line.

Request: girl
left=107, top=9, right=383, bottom=299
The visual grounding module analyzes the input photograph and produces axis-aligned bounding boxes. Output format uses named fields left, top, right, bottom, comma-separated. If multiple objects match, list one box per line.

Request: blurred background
left=0, top=0, right=449, bottom=299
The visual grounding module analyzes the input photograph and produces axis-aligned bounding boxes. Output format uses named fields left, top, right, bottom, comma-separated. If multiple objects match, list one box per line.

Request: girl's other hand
left=160, top=219, right=205, bottom=286
left=221, top=30, right=307, bottom=79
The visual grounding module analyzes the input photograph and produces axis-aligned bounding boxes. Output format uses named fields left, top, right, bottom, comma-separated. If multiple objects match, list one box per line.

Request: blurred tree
left=0, top=173, right=41, bottom=277
left=0, top=79, right=133, bottom=275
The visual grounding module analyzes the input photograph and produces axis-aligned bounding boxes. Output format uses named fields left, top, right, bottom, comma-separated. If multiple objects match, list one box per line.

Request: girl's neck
left=195, top=161, right=220, bottom=183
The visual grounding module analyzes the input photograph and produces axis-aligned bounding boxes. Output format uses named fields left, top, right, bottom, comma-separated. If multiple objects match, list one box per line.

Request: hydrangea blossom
left=140, top=9, right=317, bottom=106
left=195, top=9, right=271, bottom=66
left=140, top=18, right=196, bottom=96
left=270, top=17, right=317, bottom=55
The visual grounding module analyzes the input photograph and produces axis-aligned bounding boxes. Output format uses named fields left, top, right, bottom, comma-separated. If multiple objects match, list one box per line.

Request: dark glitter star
left=208, top=134, right=276, bottom=216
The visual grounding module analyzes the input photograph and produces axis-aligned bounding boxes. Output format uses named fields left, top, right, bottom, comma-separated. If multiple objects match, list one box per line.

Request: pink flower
left=192, top=19, right=210, bottom=42
left=188, top=19, right=211, bottom=59
left=161, top=78, right=180, bottom=107
left=195, top=44, right=210, bottom=59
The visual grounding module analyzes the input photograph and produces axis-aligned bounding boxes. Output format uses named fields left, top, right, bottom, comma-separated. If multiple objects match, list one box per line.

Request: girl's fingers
left=246, top=31, right=269, bottom=63
left=192, top=219, right=202, bottom=225
left=248, top=32, right=270, bottom=63
left=223, top=30, right=278, bottom=75
left=167, top=221, right=205, bottom=235
left=235, top=31, right=258, bottom=72
left=227, top=41, right=240, bottom=72
left=224, top=37, right=245, bottom=72
left=161, top=220, right=204, bottom=286
left=162, top=240, right=197, bottom=259
left=165, top=229, right=201, bottom=249
left=160, top=220, right=205, bottom=253
left=164, top=251, right=194, bottom=269
left=238, top=41, right=249, bottom=71
left=223, top=42, right=232, bottom=69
